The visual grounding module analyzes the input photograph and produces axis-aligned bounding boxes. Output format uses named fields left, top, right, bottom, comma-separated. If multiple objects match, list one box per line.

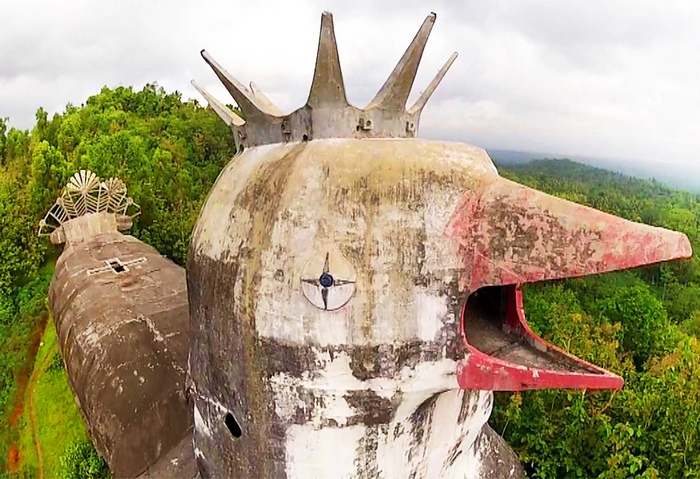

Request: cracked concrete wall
left=48, top=227, right=195, bottom=478
left=187, top=139, right=524, bottom=478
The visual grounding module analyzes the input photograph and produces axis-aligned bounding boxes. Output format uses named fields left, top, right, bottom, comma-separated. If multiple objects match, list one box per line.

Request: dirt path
left=6, top=312, right=48, bottom=474
left=7, top=399, right=24, bottom=473
left=27, top=351, right=52, bottom=479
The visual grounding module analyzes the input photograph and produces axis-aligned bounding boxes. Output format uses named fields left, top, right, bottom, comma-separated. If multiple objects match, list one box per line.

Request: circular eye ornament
left=301, top=249, right=356, bottom=310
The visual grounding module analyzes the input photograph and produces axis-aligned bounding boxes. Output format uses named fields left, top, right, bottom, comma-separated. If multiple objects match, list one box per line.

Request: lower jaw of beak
left=456, top=284, right=624, bottom=391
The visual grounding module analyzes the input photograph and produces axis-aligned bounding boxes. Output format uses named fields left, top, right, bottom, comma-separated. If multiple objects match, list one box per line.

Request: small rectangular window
left=86, top=256, right=146, bottom=276
left=109, top=260, right=126, bottom=273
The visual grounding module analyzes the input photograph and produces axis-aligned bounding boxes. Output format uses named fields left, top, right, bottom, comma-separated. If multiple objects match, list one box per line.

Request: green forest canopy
left=492, top=160, right=700, bottom=478
left=0, top=85, right=699, bottom=478
left=0, top=84, right=236, bottom=477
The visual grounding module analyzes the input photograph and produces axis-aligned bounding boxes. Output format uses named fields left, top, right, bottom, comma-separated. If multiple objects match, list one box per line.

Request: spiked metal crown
left=192, top=12, right=457, bottom=149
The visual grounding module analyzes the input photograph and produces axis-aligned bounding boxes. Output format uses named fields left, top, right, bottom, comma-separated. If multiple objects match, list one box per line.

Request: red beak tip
left=681, top=234, right=693, bottom=258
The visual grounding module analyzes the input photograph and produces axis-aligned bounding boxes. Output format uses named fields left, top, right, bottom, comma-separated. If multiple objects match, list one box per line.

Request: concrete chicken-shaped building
left=39, top=171, right=195, bottom=478
left=188, top=11, right=693, bottom=479
left=38, top=11, right=694, bottom=479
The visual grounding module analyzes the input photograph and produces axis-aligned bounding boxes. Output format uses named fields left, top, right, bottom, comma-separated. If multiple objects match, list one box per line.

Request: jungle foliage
left=492, top=160, right=700, bottom=478
left=1, top=83, right=699, bottom=477
left=0, top=84, right=236, bottom=475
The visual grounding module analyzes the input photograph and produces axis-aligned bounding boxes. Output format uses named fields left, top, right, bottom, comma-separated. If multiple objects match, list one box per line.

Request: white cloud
left=1, top=0, right=699, bottom=178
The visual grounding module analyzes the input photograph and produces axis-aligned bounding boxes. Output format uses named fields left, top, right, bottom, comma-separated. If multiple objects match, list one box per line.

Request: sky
left=1, top=0, right=699, bottom=178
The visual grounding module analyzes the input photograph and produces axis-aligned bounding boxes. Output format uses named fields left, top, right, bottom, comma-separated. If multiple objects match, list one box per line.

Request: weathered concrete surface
left=188, top=8, right=693, bottom=475
left=137, top=433, right=196, bottom=478
left=446, top=178, right=692, bottom=291
left=49, top=217, right=195, bottom=478
left=187, top=140, right=507, bottom=478
left=187, top=137, right=691, bottom=478
left=57, top=211, right=120, bottom=244
left=476, top=425, right=525, bottom=478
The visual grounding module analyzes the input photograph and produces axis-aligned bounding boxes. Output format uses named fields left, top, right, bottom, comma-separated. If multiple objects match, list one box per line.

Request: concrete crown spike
left=197, top=12, right=457, bottom=147
left=306, top=11, right=348, bottom=108
left=200, top=50, right=271, bottom=119
left=250, top=82, right=283, bottom=116
left=408, top=51, right=458, bottom=115
left=191, top=80, right=246, bottom=127
left=366, top=13, right=437, bottom=111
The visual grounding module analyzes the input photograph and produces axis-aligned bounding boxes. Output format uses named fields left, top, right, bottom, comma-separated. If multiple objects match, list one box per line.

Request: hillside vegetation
left=492, top=159, right=700, bottom=478
left=15, top=313, right=109, bottom=478
left=0, top=84, right=236, bottom=476
left=0, top=85, right=698, bottom=478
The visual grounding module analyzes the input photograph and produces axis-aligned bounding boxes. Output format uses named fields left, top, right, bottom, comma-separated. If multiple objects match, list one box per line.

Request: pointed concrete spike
left=191, top=80, right=245, bottom=127
left=200, top=50, right=267, bottom=118
left=367, top=13, right=436, bottom=111
left=250, top=82, right=283, bottom=116
left=306, top=11, right=348, bottom=108
left=408, top=51, right=458, bottom=115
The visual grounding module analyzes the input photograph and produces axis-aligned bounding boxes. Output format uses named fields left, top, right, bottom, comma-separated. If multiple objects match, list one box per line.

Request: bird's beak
left=448, top=177, right=692, bottom=391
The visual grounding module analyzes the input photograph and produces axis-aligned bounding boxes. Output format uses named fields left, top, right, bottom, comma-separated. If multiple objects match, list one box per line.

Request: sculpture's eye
left=301, top=250, right=356, bottom=311
left=319, top=272, right=334, bottom=288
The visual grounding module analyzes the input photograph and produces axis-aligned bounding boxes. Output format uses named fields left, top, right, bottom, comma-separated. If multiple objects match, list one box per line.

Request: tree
left=0, top=117, right=7, bottom=162
left=598, top=286, right=674, bottom=369
left=28, top=140, right=71, bottom=217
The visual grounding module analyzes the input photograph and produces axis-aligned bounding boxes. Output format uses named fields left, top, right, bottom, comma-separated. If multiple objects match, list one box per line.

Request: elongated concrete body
left=43, top=174, right=196, bottom=478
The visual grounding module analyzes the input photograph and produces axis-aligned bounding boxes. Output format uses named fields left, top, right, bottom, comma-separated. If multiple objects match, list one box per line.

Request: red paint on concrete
left=446, top=179, right=692, bottom=294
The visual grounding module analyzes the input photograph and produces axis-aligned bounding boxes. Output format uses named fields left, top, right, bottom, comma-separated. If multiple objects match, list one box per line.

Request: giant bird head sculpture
left=188, top=12, right=692, bottom=478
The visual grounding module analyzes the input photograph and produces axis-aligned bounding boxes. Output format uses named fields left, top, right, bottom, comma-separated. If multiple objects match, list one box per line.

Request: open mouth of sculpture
left=449, top=179, right=694, bottom=391
left=458, top=283, right=624, bottom=391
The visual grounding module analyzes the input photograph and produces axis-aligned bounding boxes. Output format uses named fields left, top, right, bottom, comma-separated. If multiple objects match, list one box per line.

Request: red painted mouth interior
left=457, top=284, right=624, bottom=391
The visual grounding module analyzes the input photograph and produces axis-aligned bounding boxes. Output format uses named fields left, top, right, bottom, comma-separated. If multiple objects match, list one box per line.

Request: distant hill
left=487, top=148, right=700, bottom=193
